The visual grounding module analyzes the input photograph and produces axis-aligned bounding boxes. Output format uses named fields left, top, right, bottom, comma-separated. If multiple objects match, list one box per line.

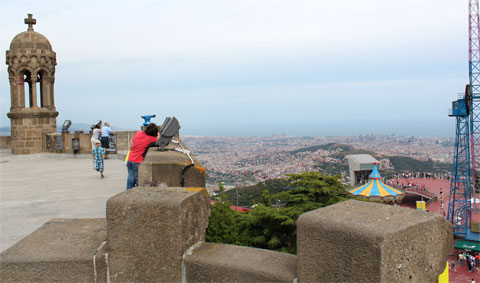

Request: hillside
left=289, top=142, right=450, bottom=175
left=289, top=143, right=354, bottom=155
left=385, top=156, right=450, bottom=173
left=224, top=178, right=290, bottom=207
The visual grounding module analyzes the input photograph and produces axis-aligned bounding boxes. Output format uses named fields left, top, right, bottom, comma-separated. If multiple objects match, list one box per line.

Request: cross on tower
left=24, top=14, right=36, bottom=31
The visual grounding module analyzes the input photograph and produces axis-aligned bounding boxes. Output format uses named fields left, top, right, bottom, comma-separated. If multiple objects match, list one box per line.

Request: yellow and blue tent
left=349, top=164, right=404, bottom=199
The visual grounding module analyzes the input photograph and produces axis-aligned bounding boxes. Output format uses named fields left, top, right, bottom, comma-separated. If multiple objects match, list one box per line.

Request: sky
left=0, top=0, right=468, bottom=137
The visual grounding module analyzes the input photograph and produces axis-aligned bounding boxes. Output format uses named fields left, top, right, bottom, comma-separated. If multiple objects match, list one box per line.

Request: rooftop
left=347, top=154, right=378, bottom=165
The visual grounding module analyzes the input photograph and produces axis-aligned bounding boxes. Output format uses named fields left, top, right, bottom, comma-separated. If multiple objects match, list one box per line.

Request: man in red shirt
left=126, top=123, right=159, bottom=190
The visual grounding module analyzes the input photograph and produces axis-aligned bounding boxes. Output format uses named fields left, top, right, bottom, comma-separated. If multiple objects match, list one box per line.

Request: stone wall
left=55, top=130, right=135, bottom=154
left=8, top=113, right=57, bottom=154
left=0, top=218, right=107, bottom=283
left=2, top=129, right=158, bottom=154
left=61, top=132, right=74, bottom=153
left=184, top=242, right=297, bottom=283
left=0, top=136, right=11, bottom=150
left=1, top=195, right=453, bottom=283
left=61, top=131, right=92, bottom=154
left=115, top=130, right=137, bottom=151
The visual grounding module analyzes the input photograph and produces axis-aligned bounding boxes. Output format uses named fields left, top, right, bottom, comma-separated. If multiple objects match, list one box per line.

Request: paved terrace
left=0, top=151, right=126, bottom=252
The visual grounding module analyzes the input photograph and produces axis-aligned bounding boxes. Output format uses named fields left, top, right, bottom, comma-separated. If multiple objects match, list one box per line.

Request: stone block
left=14, top=141, right=25, bottom=148
left=14, top=129, right=25, bottom=137
left=0, top=218, right=108, bottom=283
left=185, top=242, right=297, bottom=283
left=139, top=141, right=206, bottom=188
left=297, top=200, right=452, bottom=283
left=63, top=133, right=74, bottom=151
left=106, top=186, right=210, bottom=282
left=79, top=133, right=92, bottom=154
left=114, top=131, right=136, bottom=151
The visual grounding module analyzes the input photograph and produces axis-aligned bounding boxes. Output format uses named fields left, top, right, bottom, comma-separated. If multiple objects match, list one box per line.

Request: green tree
left=279, top=172, right=349, bottom=208
left=206, top=173, right=352, bottom=254
left=244, top=173, right=350, bottom=254
left=240, top=203, right=297, bottom=253
left=261, top=190, right=272, bottom=206
left=206, top=181, right=244, bottom=244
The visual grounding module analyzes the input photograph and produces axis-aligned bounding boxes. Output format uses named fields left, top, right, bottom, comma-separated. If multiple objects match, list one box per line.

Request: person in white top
left=91, top=124, right=102, bottom=149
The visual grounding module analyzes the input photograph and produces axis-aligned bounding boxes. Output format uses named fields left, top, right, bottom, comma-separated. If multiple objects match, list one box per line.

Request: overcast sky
left=0, top=0, right=467, bottom=136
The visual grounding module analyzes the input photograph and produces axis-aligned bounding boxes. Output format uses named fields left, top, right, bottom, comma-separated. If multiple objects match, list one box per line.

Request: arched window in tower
left=23, top=71, right=33, bottom=108
left=36, top=72, right=43, bottom=108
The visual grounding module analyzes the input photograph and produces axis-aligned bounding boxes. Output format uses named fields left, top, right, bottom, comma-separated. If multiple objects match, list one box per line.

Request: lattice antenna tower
left=469, top=0, right=480, bottom=211
left=448, top=0, right=480, bottom=236
left=448, top=86, right=471, bottom=236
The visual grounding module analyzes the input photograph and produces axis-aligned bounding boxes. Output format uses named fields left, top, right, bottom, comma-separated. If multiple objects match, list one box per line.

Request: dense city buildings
left=182, top=134, right=453, bottom=192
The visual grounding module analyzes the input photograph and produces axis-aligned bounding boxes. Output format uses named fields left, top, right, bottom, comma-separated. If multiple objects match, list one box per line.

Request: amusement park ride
left=448, top=0, right=480, bottom=241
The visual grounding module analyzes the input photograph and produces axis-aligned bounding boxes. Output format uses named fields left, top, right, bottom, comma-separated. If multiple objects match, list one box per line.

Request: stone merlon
left=297, top=200, right=452, bottom=283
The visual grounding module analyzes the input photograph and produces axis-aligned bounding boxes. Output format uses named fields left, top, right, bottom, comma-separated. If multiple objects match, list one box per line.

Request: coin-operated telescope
left=141, top=114, right=156, bottom=127
left=61, top=120, right=72, bottom=133
left=90, top=120, right=102, bottom=130
left=156, top=117, right=181, bottom=151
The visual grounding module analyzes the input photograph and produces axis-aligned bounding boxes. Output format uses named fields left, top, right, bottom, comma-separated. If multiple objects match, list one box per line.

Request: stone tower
left=6, top=14, right=58, bottom=154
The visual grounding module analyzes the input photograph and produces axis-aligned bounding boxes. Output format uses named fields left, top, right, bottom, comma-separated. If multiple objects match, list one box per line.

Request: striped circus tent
left=349, top=163, right=404, bottom=202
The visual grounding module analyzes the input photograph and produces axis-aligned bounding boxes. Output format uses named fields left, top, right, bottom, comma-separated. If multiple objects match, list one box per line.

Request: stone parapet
left=115, top=130, right=137, bottom=151
left=106, top=186, right=210, bottom=282
left=74, top=131, right=92, bottom=154
left=139, top=137, right=206, bottom=188
left=0, top=136, right=11, bottom=149
left=0, top=218, right=107, bottom=283
left=0, top=195, right=454, bottom=282
left=184, top=242, right=297, bottom=283
left=297, top=200, right=453, bottom=283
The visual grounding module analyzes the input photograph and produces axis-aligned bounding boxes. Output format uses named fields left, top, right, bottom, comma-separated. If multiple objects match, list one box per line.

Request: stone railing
left=5, top=129, right=154, bottom=155
left=0, top=141, right=453, bottom=282
left=38, top=130, right=132, bottom=155
left=45, top=133, right=62, bottom=152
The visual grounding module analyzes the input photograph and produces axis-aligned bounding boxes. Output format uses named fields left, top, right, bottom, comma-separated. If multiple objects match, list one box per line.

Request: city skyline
left=0, top=0, right=466, bottom=137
